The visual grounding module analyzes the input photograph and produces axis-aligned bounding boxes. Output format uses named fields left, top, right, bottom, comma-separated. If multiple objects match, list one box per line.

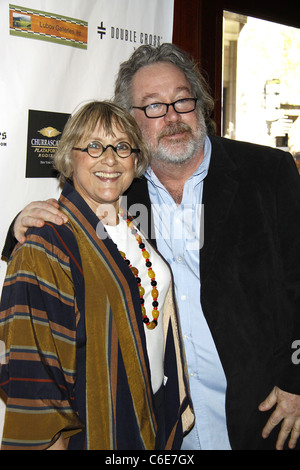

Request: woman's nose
left=101, top=146, right=118, bottom=164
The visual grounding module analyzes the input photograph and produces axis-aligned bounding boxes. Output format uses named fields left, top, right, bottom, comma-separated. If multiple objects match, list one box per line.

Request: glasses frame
left=132, top=98, right=198, bottom=119
left=72, top=141, right=140, bottom=159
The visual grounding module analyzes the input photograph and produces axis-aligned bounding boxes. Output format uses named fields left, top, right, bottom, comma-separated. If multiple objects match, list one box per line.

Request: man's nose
left=164, top=103, right=181, bottom=122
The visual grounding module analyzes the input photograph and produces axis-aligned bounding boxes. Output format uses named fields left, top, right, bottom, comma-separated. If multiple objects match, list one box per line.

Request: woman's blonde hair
left=54, top=100, right=151, bottom=183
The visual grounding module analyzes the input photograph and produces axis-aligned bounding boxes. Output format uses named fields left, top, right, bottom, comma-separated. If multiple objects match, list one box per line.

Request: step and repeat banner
left=0, top=0, right=174, bottom=440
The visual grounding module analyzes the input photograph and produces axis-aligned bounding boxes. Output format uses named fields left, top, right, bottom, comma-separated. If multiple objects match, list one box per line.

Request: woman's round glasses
left=73, top=141, right=140, bottom=158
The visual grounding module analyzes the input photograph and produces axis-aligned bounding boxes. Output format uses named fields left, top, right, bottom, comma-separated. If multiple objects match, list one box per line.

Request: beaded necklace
left=119, top=209, right=159, bottom=330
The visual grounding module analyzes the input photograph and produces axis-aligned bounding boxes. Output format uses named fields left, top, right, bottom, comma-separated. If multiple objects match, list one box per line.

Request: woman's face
left=72, top=121, right=137, bottom=217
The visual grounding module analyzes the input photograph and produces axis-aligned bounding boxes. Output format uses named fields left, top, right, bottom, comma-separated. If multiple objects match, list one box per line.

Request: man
left=3, top=43, right=300, bottom=450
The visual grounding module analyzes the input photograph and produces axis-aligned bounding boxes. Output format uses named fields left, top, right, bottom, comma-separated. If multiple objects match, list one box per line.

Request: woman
left=0, top=101, right=194, bottom=450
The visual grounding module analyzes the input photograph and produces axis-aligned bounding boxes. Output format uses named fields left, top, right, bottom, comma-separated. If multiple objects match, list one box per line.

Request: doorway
left=222, top=11, right=300, bottom=169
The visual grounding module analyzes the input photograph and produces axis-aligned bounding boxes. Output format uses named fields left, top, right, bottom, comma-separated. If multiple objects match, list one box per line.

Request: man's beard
left=147, top=113, right=207, bottom=164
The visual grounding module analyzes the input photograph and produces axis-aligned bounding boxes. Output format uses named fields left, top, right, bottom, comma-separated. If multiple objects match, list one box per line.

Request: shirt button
left=177, top=256, right=183, bottom=262
left=181, top=295, right=186, bottom=301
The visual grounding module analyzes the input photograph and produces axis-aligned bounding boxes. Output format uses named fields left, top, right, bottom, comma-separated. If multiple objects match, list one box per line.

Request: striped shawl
left=0, top=181, right=194, bottom=449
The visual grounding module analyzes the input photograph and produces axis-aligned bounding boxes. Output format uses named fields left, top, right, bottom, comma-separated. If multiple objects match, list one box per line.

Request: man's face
left=131, top=62, right=206, bottom=164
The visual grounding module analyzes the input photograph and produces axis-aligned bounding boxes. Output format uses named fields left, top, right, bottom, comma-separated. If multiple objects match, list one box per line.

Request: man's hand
left=259, top=386, right=300, bottom=449
left=14, top=199, right=68, bottom=243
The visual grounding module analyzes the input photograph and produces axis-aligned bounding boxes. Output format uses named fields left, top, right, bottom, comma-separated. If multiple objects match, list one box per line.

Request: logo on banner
left=0, top=131, right=7, bottom=147
left=26, top=110, right=70, bottom=178
left=97, top=21, right=162, bottom=47
left=9, top=5, right=88, bottom=49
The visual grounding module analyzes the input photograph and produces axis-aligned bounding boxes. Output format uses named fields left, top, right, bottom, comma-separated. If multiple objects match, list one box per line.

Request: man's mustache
left=158, top=123, right=193, bottom=140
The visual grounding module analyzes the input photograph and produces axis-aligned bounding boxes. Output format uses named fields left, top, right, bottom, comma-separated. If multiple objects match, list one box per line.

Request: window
left=222, top=11, right=300, bottom=170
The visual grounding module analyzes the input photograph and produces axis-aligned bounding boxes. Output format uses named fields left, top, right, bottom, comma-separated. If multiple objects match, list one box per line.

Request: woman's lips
left=94, top=171, right=121, bottom=181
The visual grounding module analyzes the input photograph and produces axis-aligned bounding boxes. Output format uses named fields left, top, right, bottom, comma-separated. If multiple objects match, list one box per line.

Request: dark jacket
left=124, top=135, right=300, bottom=449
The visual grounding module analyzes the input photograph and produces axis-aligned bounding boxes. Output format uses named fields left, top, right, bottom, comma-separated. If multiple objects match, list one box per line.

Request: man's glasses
left=132, top=98, right=197, bottom=119
left=72, top=141, right=140, bottom=159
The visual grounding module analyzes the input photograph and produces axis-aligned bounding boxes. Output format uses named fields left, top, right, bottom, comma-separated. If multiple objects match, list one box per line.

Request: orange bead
left=139, top=286, right=145, bottom=296
left=148, top=269, right=155, bottom=279
left=152, top=310, right=159, bottom=319
left=142, top=250, right=150, bottom=259
left=130, top=266, right=139, bottom=276
left=151, top=288, right=158, bottom=298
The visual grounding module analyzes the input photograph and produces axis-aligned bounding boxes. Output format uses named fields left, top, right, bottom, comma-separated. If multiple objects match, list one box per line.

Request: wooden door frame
left=172, top=0, right=223, bottom=134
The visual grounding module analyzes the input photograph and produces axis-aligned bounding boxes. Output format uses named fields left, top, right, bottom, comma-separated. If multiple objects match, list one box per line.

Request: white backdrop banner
left=0, top=0, right=174, bottom=441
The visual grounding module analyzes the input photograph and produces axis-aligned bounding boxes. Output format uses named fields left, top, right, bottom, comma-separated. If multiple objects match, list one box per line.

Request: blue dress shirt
left=145, top=137, right=231, bottom=450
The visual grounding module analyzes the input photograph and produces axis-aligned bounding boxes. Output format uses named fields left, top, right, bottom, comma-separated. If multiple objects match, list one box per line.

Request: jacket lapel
left=200, top=136, right=239, bottom=284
